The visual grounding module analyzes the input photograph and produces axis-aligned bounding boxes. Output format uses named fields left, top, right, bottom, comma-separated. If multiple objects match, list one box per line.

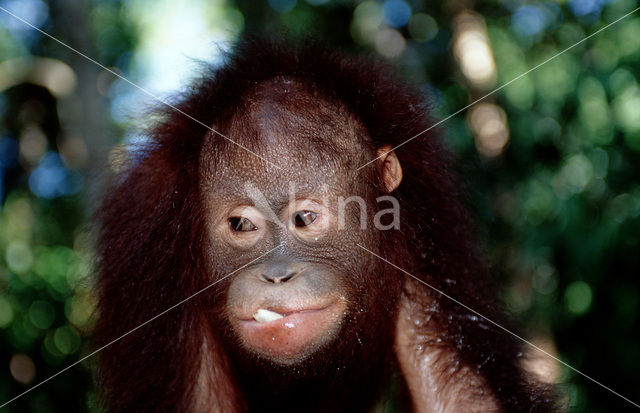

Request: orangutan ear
left=376, top=145, right=403, bottom=193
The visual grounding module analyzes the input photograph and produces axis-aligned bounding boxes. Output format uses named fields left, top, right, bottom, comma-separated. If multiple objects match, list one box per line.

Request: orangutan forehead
left=227, top=76, right=372, bottom=163
left=199, top=76, right=373, bottom=190
left=199, top=142, right=359, bottom=205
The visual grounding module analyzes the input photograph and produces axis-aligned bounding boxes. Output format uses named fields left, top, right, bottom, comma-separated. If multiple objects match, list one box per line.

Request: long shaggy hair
left=94, top=37, right=557, bottom=412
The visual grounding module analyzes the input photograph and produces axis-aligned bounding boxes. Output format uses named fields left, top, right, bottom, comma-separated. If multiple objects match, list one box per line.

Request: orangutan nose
left=258, top=261, right=298, bottom=283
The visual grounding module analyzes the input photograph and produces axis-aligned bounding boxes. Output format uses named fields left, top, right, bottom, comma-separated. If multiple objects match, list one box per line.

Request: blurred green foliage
left=0, top=0, right=639, bottom=412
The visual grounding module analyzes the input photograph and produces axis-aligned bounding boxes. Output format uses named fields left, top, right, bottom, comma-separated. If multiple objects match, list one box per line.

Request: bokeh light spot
left=53, top=326, right=81, bottom=355
left=350, top=1, right=383, bottom=45
left=0, top=296, right=14, bottom=327
left=453, top=12, right=497, bottom=89
left=9, top=354, right=36, bottom=384
left=66, top=292, right=95, bottom=328
left=0, top=0, right=48, bottom=33
left=28, top=151, right=82, bottom=199
left=564, top=281, right=593, bottom=315
left=512, top=5, right=548, bottom=37
left=613, top=85, right=640, bottom=135
left=374, top=28, right=406, bottom=59
left=19, top=125, right=47, bottom=165
left=268, top=0, right=297, bottom=13
left=6, top=241, right=33, bottom=274
left=569, top=0, right=603, bottom=18
left=382, top=0, right=411, bottom=28
left=29, top=300, right=55, bottom=330
left=408, top=13, right=438, bottom=42
left=468, top=103, right=509, bottom=157
left=552, top=154, right=594, bottom=198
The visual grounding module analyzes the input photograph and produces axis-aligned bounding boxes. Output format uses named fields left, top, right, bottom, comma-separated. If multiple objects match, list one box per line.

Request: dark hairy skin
left=94, top=38, right=559, bottom=412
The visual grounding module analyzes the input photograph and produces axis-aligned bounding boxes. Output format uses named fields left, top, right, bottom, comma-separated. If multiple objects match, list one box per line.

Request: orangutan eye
left=293, top=210, right=317, bottom=227
left=229, top=217, right=257, bottom=232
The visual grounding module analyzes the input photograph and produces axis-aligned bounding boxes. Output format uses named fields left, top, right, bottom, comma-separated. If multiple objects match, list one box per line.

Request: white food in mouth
left=253, top=308, right=284, bottom=323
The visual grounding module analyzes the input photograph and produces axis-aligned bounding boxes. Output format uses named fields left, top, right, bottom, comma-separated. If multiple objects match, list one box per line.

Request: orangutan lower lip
left=233, top=299, right=346, bottom=362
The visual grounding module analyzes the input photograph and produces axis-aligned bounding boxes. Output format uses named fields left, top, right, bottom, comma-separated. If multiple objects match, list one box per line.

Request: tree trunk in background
left=49, top=0, right=112, bottom=212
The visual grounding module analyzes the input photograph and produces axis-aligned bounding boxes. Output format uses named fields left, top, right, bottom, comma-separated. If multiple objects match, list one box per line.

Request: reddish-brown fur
left=95, top=37, right=558, bottom=412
